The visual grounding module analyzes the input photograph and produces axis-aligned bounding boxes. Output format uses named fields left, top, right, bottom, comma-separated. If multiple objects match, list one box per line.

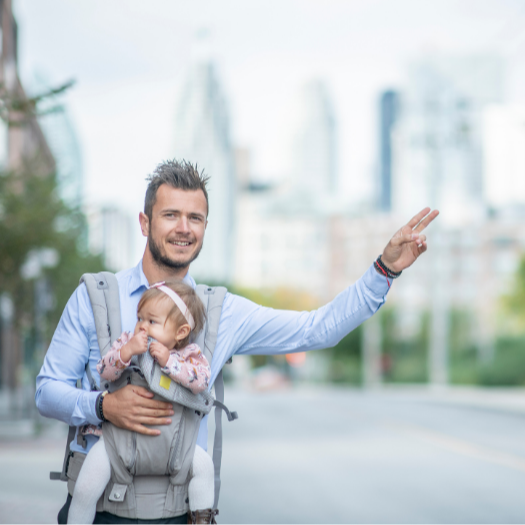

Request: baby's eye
left=149, top=320, right=156, bottom=325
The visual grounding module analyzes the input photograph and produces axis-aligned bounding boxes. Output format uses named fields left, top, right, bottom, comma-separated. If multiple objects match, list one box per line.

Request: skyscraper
left=392, top=54, right=503, bottom=226
left=173, top=55, right=235, bottom=284
left=483, top=105, right=525, bottom=213
left=37, top=104, right=84, bottom=208
left=86, top=206, right=135, bottom=272
left=291, top=80, right=337, bottom=198
left=378, top=90, right=399, bottom=212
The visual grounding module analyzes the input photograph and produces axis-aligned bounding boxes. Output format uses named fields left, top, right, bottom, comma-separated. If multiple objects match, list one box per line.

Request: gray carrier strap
left=212, top=369, right=238, bottom=509
left=195, top=285, right=238, bottom=511
left=80, top=272, right=121, bottom=393
left=80, top=272, right=122, bottom=357
left=50, top=424, right=77, bottom=481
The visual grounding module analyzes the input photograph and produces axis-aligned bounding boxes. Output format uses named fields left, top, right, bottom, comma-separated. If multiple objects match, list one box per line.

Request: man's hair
left=144, top=159, right=210, bottom=220
left=138, top=280, right=206, bottom=349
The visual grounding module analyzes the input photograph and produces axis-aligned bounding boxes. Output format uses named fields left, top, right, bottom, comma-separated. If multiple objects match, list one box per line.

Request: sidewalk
left=0, top=387, right=67, bottom=441
left=413, top=384, right=525, bottom=415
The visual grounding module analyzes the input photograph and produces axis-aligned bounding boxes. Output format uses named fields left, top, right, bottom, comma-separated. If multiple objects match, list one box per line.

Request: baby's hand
left=121, top=331, right=148, bottom=362
left=131, top=331, right=149, bottom=355
left=149, top=341, right=170, bottom=367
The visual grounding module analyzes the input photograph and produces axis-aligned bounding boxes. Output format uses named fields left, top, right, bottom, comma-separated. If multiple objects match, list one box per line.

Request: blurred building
left=378, top=90, right=399, bottom=212
left=30, top=76, right=84, bottom=208
left=235, top=80, right=342, bottom=296
left=0, top=0, right=56, bottom=393
left=0, top=0, right=55, bottom=174
left=482, top=104, right=525, bottom=213
left=87, top=206, right=135, bottom=272
left=235, top=189, right=329, bottom=297
left=291, top=80, right=337, bottom=197
left=173, top=49, right=236, bottom=285
left=391, top=54, right=503, bottom=228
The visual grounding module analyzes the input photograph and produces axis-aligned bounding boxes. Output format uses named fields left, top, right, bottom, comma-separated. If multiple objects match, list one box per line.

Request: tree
left=503, top=256, right=525, bottom=332
left=0, top=160, right=105, bottom=388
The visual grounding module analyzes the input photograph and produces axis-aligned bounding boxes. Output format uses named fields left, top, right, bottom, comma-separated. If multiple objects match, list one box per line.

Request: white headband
left=148, top=282, right=195, bottom=331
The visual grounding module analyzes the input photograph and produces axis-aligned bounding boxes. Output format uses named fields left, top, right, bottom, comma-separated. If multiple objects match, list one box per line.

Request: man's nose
left=175, top=216, right=190, bottom=233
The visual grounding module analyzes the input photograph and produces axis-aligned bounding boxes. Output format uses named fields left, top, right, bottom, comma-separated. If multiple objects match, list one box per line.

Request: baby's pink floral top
left=97, top=331, right=211, bottom=395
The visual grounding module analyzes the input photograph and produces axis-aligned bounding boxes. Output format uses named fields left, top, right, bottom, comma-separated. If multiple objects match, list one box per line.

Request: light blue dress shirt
left=36, top=260, right=390, bottom=453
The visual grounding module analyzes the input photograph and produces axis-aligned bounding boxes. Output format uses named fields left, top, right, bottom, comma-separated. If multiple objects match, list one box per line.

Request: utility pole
left=362, top=312, right=382, bottom=387
left=429, top=228, right=450, bottom=386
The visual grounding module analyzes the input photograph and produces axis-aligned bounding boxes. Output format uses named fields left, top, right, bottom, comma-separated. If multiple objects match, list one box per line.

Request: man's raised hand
left=381, top=207, right=439, bottom=273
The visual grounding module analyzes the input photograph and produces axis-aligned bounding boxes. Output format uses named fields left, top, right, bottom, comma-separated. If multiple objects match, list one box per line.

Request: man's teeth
left=172, top=241, right=190, bottom=246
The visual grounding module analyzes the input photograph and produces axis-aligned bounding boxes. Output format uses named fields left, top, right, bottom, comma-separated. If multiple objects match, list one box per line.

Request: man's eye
left=190, top=216, right=202, bottom=222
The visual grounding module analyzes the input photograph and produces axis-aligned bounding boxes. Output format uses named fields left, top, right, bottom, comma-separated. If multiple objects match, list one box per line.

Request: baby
left=68, top=280, right=215, bottom=524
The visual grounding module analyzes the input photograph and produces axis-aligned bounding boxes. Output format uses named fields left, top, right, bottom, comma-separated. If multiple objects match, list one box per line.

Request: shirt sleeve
left=210, top=263, right=391, bottom=379
left=161, top=343, right=211, bottom=394
left=35, top=284, right=102, bottom=427
left=97, top=332, right=133, bottom=381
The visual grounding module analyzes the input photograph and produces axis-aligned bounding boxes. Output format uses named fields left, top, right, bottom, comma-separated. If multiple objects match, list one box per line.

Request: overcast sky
left=13, top=0, right=525, bottom=255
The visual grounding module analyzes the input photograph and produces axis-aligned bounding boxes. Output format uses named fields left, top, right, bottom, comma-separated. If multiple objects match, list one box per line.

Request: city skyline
left=13, top=0, right=525, bottom=264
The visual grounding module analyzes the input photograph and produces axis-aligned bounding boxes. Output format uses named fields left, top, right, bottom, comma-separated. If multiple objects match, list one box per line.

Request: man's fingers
left=406, top=207, right=431, bottom=229
left=131, top=385, right=155, bottom=399
left=132, top=424, right=162, bottom=436
left=392, top=231, right=421, bottom=247
left=413, top=209, right=439, bottom=232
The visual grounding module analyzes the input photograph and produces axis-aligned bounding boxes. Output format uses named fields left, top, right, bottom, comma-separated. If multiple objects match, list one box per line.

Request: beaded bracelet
left=376, top=255, right=402, bottom=279
left=96, top=390, right=109, bottom=422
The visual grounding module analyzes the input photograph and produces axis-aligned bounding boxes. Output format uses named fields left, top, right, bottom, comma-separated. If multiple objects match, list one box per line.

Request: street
left=1, top=387, right=525, bottom=523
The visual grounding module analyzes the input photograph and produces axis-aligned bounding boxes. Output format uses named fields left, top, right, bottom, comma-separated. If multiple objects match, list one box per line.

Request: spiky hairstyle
left=144, top=159, right=210, bottom=220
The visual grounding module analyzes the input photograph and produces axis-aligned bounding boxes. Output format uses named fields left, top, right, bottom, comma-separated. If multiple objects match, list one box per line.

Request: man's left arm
left=210, top=208, right=439, bottom=378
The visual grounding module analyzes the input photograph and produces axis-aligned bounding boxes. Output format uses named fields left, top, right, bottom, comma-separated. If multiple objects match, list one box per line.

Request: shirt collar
left=129, top=259, right=196, bottom=295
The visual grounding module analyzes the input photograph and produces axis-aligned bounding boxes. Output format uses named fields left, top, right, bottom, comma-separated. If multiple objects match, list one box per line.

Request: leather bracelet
left=96, top=390, right=109, bottom=422
left=376, top=255, right=402, bottom=279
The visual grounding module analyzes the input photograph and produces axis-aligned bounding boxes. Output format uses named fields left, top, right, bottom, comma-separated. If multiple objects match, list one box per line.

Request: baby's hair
left=138, top=281, right=206, bottom=348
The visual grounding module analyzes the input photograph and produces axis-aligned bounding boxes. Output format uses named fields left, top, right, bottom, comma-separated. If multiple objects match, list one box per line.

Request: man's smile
left=169, top=239, right=193, bottom=247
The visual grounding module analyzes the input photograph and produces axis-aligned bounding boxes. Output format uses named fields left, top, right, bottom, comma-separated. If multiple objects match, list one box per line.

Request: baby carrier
left=50, top=272, right=238, bottom=520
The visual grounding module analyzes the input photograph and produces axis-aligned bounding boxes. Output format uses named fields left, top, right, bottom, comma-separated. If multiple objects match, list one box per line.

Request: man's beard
left=148, top=227, right=203, bottom=271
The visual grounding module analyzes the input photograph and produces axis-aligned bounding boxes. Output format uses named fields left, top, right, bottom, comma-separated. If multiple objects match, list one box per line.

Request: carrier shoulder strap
left=50, top=272, right=121, bottom=480
left=81, top=272, right=121, bottom=357
left=80, top=272, right=121, bottom=392
left=195, top=284, right=238, bottom=511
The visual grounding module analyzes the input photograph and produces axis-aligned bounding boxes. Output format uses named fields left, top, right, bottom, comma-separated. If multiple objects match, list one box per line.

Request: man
left=36, top=160, right=438, bottom=523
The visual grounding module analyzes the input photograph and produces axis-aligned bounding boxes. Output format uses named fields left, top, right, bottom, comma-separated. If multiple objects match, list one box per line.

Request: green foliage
left=478, top=337, right=525, bottom=386
left=325, top=325, right=362, bottom=384
left=502, top=256, right=525, bottom=333
left=449, top=309, right=479, bottom=385
left=381, top=308, right=428, bottom=383
left=0, top=161, right=104, bottom=362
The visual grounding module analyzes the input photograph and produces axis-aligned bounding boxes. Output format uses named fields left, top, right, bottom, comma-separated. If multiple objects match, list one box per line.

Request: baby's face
left=134, top=299, right=177, bottom=349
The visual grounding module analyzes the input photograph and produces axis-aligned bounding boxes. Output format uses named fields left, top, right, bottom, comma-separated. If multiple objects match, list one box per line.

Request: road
left=1, top=386, right=525, bottom=523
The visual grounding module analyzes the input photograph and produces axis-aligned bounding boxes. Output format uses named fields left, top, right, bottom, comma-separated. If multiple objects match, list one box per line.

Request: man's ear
left=139, top=212, right=149, bottom=237
left=176, top=324, right=191, bottom=342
